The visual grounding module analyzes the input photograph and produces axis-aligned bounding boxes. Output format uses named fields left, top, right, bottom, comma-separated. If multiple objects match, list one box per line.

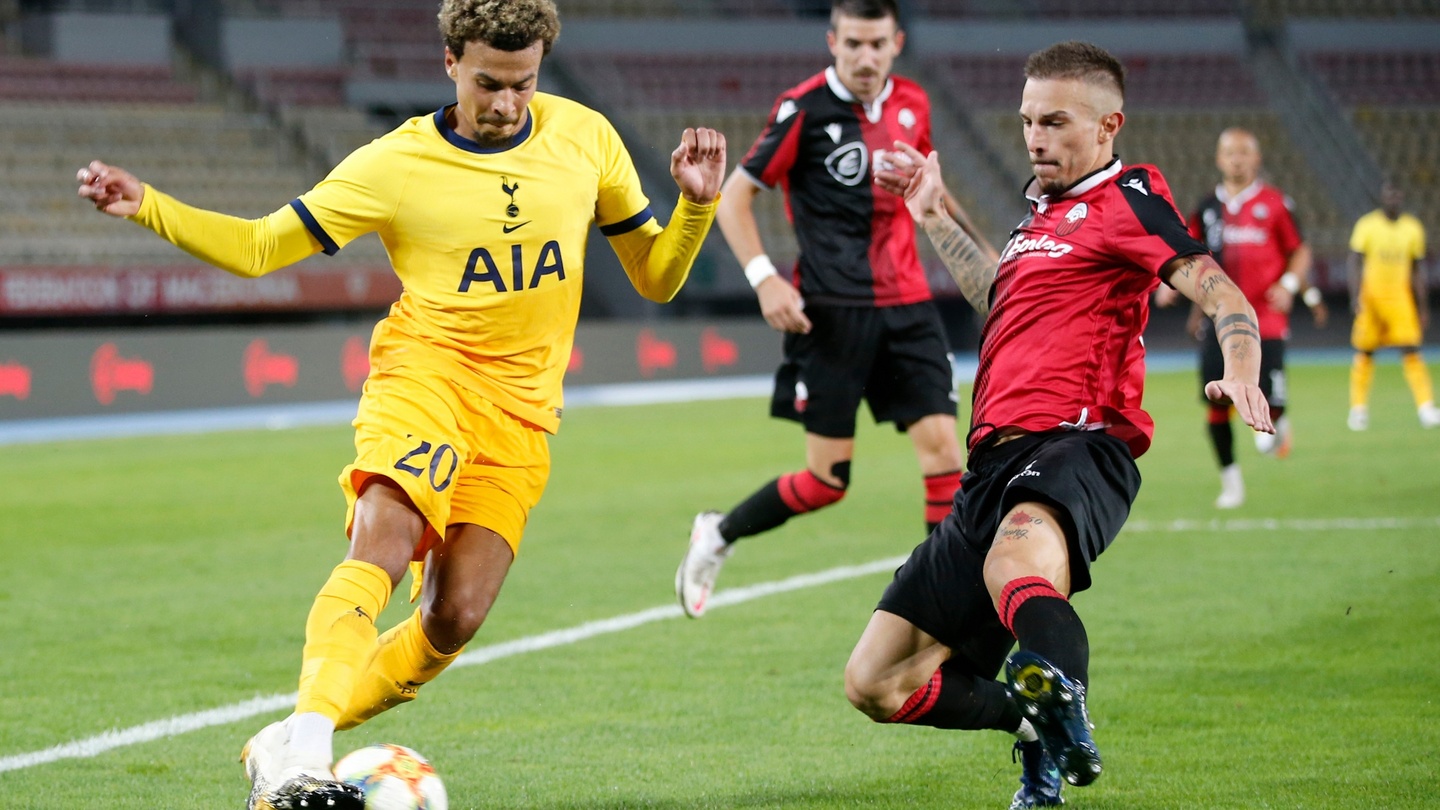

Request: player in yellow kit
left=1346, top=181, right=1437, bottom=431
left=76, top=0, right=725, bottom=807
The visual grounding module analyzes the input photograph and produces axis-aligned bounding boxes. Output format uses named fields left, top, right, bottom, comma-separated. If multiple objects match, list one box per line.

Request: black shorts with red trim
left=1199, top=323, right=1287, bottom=408
left=769, top=301, right=957, bottom=439
left=875, top=430, right=1139, bottom=673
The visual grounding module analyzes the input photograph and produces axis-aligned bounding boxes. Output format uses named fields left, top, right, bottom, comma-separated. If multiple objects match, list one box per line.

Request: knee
left=843, top=660, right=904, bottom=722
left=781, top=463, right=849, bottom=512
left=421, top=599, right=490, bottom=653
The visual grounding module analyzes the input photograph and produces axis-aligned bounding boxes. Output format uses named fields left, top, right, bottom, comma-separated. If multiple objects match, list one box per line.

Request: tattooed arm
left=1163, top=253, right=1275, bottom=433
left=892, top=144, right=997, bottom=316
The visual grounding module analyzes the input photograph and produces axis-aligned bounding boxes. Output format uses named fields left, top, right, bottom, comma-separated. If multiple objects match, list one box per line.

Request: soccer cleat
left=1348, top=406, right=1369, bottom=432
left=1214, top=464, right=1244, bottom=510
left=1005, top=651, right=1102, bottom=788
left=675, top=511, right=733, bottom=618
left=254, top=775, right=366, bottom=810
left=242, top=719, right=364, bottom=810
left=242, top=719, right=290, bottom=809
left=1010, top=739, right=1064, bottom=808
left=1419, top=403, right=1440, bottom=429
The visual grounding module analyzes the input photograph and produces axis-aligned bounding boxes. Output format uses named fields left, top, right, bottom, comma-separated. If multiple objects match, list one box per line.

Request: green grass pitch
left=1, top=362, right=1438, bottom=809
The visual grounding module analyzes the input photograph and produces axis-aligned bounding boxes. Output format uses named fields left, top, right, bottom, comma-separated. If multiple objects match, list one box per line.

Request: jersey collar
left=825, top=66, right=894, bottom=124
left=1216, top=179, right=1262, bottom=214
left=1023, top=156, right=1124, bottom=205
left=433, top=104, right=534, bottom=154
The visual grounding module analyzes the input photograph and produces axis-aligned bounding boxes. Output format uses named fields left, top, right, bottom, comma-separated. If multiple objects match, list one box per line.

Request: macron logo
left=1122, top=177, right=1149, bottom=196
left=776, top=100, right=798, bottom=123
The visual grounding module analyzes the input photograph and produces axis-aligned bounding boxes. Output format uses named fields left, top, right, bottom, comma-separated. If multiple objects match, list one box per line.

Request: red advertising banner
left=0, top=320, right=782, bottom=422
left=0, top=265, right=402, bottom=315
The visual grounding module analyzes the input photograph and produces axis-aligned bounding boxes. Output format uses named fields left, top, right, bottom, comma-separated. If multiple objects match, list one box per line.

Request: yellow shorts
left=339, top=361, right=551, bottom=562
left=1352, top=297, right=1422, bottom=352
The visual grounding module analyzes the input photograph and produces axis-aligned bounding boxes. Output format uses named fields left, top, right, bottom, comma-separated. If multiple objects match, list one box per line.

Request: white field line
left=1124, top=515, right=1440, bottom=533
left=0, top=556, right=906, bottom=775
left=5, top=513, right=1437, bottom=775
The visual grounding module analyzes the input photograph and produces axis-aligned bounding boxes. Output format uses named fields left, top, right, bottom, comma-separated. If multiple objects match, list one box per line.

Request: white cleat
left=676, top=511, right=733, bottom=618
left=1419, top=403, right=1440, bottom=429
left=1215, top=464, right=1244, bottom=510
left=242, top=718, right=362, bottom=810
left=242, top=719, right=290, bottom=809
left=1348, top=406, right=1369, bottom=432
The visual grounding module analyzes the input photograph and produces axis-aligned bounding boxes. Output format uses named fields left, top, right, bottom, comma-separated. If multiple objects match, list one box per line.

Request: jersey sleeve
left=915, top=97, right=934, bottom=155
left=1275, top=193, right=1304, bottom=255
left=739, top=95, right=806, bottom=189
left=1411, top=219, right=1427, bottom=259
left=1349, top=216, right=1371, bottom=254
left=292, top=139, right=406, bottom=255
left=1106, top=166, right=1209, bottom=276
left=594, top=116, right=654, bottom=236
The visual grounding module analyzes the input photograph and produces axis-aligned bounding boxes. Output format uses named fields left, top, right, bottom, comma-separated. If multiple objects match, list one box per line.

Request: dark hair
left=1024, top=41, right=1125, bottom=100
left=439, top=0, right=561, bottom=58
left=830, top=0, right=899, bottom=25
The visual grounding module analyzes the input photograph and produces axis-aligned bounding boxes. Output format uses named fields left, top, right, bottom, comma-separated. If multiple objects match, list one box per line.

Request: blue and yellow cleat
left=1005, top=651, right=1102, bottom=787
left=1010, top=739, right=1064, bottom=808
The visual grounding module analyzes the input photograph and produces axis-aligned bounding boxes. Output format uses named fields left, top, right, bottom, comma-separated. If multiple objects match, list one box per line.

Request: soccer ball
left=333, top=743, right=448, bottom=810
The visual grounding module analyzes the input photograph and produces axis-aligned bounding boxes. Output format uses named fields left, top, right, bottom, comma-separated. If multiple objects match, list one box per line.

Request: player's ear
left=444, top=47, right=458, bottom=79
left=893, top=28, right=905, bottom=54
left=1098, top=110, right=1124, bottom=144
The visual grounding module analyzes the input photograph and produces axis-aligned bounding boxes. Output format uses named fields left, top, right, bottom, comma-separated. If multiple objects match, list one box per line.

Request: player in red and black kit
left=675, top=0, right=996, bottom=619
left=1162, top=128, right=1321, bottom=509
left=842, top=43, right=1272, bottom=809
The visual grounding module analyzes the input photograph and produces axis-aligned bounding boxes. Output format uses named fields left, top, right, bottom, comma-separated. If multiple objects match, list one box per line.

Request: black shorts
left=875, top=431, right=1140, bottom=672
left=1199, top=323, right=1287, bottom=408
left=770, top=301, right=958, bottom=439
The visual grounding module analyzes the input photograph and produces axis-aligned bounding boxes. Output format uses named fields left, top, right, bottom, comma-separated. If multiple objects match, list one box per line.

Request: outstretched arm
left=891, top=144, right=995, bottom=316
left=609, top=128, right=726, bottom=303
left=77, top=160, right=317, bottom=277
left=1163, top=253, right=1274, bottom=433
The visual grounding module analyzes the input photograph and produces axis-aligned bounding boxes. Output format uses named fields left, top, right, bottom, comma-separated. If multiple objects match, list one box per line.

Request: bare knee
left=420, top=599, right=489, bottom=654
left=843, top=657, right=908, bottom=721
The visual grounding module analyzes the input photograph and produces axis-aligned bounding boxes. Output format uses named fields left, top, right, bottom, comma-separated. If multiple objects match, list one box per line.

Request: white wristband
left=1279, top=272, right=1301, bottom=294
left=744, top=254, right=779, bottom=289
left=1303, top=287, right=1323, bottom=307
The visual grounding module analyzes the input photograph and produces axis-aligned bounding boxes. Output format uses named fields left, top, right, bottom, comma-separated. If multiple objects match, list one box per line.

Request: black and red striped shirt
left=971, top=158, right=1208, bottom=458
left=740, top=67, right=933, bottom=307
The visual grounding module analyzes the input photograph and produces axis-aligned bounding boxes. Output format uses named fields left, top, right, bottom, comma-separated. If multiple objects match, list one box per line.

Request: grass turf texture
left=1, top=363, right=1437, bottom=809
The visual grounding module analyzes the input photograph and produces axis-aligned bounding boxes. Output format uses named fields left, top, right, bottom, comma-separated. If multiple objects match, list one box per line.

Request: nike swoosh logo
left=503, top=221, right=531, bottom=233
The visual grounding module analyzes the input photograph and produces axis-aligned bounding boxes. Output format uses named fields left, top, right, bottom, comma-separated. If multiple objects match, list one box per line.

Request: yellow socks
left=1402, top=352, right=1435, bottom=408
left=336, top=608, right=461, bottom=730
left=296, top=560, right=393, bottom=721
left=1350, top=352, right=1375, bottom=409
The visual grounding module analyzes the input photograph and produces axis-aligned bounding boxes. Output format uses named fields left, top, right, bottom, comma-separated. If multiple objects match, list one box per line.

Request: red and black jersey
left=740, top=67, right=933, bottom=307
left=1188, top=181, right=1304, bottom=340
left=972, top=159, right=1208, bottom=458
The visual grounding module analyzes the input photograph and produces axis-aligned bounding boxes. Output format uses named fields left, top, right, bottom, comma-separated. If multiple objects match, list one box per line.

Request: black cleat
left=1005, top=651, right=1102, bottom=787
left=254, top=775, right=365, bottom=810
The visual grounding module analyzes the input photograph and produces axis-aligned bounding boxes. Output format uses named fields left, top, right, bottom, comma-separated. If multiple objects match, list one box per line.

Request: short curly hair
left=439, top=0, right=560, bottom=58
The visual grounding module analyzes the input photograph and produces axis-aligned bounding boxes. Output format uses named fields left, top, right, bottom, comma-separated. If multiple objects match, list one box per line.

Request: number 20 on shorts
left=393, top=439, right=459, bottom=492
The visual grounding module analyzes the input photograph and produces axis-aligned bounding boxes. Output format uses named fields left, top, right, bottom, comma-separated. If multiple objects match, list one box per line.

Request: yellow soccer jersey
left=1350, top=210, right=1426, bottom=300
left=292, top=94, right=655, bottom=431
